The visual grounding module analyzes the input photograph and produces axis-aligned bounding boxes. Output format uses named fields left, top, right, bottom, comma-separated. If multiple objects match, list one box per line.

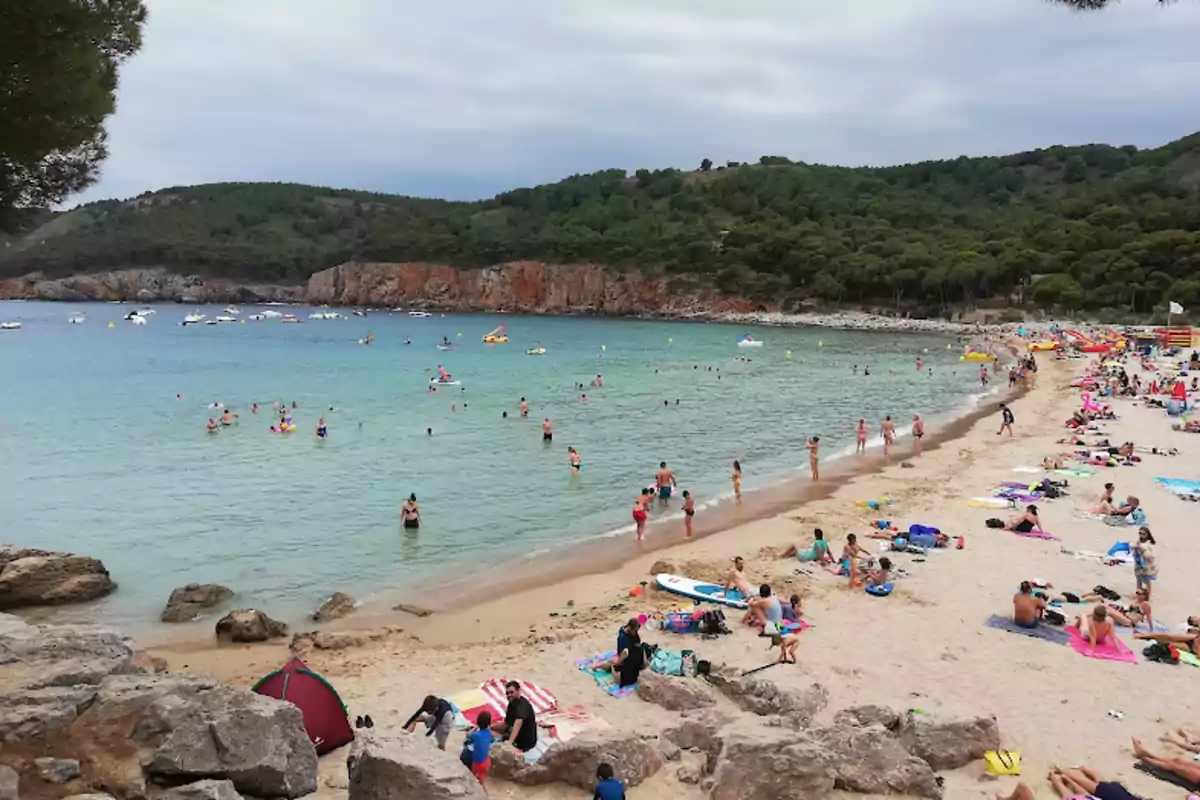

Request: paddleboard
left=655, top=573, right=748, bottom=609
left=429, top=379, right=460, bottom=386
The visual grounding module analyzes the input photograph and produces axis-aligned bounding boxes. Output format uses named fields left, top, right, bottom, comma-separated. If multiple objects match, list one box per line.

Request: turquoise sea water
left=0, top=301, right=995, bottom=631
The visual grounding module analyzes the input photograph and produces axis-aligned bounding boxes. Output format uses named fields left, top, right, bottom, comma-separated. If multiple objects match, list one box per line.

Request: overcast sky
left=78, top=0, right=1200, bottom=205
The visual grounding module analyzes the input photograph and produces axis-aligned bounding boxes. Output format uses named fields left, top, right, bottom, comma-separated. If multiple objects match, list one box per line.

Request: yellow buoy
left=786, top=350, right=792, bottom=358
left=457, top=332, right=462, bottom=337
left=108, top=322, right=115, bottom=328
left=601, top=344, right=606, bottom=351
left=946, top=343, right=952, bottom=349
left=668, top=337, right=673, bottom=344
left=818, top=341, right=823, bottom=347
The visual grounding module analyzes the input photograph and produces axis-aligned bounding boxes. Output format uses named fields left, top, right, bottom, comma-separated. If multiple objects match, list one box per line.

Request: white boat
left=130, top=315, right=148, bottom=325
left=352, top=309, right=367, bottom=317
left=137, top=308, right=156, bottom=316
left=309, top=311, right=342, bottom=320
left=0, top=322, right=21, bottom=330
left=526, top=345, right=546, bottom=355
left=69, top=314, right=86, bottom=324
left=214, top=315, right=237, bottom=323
left=281, top=314, right=301, bottom=323
left=247, top=313, right=266, bottom=321
left=223, top=306, right=240, bottom=315
left=408, top=311, right=432, bottom=318
left=436, top=344, right=456, bottom=351
left=261, top=310, right=283, bottom=318
left=736, top=335, right=764, bottom=348
left=204, top=319, right=218, bottom=325
left=182, top=312, right=206, bottom=325
left=429, top=378, right=460, bottom=386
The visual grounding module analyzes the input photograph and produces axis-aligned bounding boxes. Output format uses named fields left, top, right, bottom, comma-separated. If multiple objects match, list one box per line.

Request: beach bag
left=650, top=649, right=685, bottom=676
left=1043, top=608, right=1065, bottom=626
left=699, top=609, right=729, bottom=635
left=1143, top=642, right=1179, bottom=665
left=984, top=750, right=1021, bottom=776
left=681, top=650, right=696, bottom=678
left=665, top=611, right=699, bottom=634
left=986, top=518, right=1005, bottom=529
left=459, top=738, right=474, bottom=768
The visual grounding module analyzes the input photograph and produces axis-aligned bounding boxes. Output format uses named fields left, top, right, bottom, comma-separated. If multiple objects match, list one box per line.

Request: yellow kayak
left=482, top=335, right=508, bottom=344
left=960, top=352, right=992, bottom=362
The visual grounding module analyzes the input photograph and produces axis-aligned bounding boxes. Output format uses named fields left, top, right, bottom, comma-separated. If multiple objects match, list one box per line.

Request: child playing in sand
left=770, top=632, right=800, bottom=664
left=465, top=710, right=494, bottom=788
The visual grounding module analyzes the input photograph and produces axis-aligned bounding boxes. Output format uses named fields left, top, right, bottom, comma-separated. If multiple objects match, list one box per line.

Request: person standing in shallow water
left=681, top=490, right=695, bottom=538
left=911, top=414, right=924, bottom=455
left=401, top=494, right=420, bottom=529
left=856, top=419, right=868, bottom=454
left=731, top=460, right=742, bottom=503
left=632, top=489, right=651, bottom=541
left=806, top=436, right=820, bottom=480
left=881, top=416, right=895, bottom=455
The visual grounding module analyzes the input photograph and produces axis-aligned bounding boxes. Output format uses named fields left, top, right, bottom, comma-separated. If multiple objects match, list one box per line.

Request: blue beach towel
left=984, top=614, right=1070, bottom=645
left=1155, top=477, right=1200, bottom=499
left=574, top=652, right=637, bottom=698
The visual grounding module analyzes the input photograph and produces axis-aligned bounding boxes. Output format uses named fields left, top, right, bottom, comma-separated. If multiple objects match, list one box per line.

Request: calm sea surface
left=0, top=301, right=995, bottom=631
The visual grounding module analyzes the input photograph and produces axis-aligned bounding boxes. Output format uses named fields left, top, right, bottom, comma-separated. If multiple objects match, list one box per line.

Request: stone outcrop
left=488, top=730, right=663, bottom=790
left=705, top=668, right=829, bottom=727
left=813, top=723, right=940, bottom=798
left=290, top=628, right=398, bottom=653
left=311, top=592, right=356, bottom=622
left=833, top=703, right=902, bottom=731
left=0, top=546, right=117, bottom=609
left=0, top=269, right=303, bottom=304
left=662, top=708, right=732, bottom=773
left=635, top=672, right=715, bottom=712
left=162, top=780, right=243, bottom=800
left=214, top=609, right=288, bottom=643
left=346, top=729, right=485, bottom=800
left=35, top=758, right=81, bottom=784
left=707, top=725, right=833, bottom=800
left=161, top=584, right=234, bottom=623
left=898, top=711, right=1001, bottom=770
left=0, top=766, right=18, bottom=800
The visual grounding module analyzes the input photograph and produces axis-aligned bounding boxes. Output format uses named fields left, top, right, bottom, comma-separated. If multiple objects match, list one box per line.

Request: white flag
left=1170, top=301, right=1184, bottom=315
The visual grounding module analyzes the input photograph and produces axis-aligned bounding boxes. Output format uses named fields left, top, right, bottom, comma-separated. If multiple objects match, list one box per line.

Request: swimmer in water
left=520, top=397, right=529, bottom=417
left=853, top=365, right=858, bottom=375
left=682, top=490, right=695, bottom=537
left=220, top=409, right=238, bottom=426
left=542, top=417, right=553, bottom=442
left=404, top=336, right=411, bottom=345
left=912, top=414, right=925, bottom=455
left=316, top=418, right=327, bottom=439
left=568, top=446, right=581, bottom=472
left=731, top=459, right=742, bottom=502
left=205, top=418, right=219, bottom=434
left=856, top=418, right=868, bottom=454
left=632, top=489, right=652, bottom=541
left=502, top=411, right=508, bottom=419
left=426, top=427, right=432, bottom=436
left=806, top=436, right=820, bottom=481
left=916, top=357, right=922, bottom=372
left=882, top=415, right=895, bottom=455
left=580, top=394, right=587, bottom=402
left=656, top=462, right=676, bottom=504
left=864, top=366, right=870, bottom=377
left=251, top=403, right=259, bottom=414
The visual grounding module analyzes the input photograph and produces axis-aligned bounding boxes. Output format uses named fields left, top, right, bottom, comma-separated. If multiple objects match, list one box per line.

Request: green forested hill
left=3, top=133, right=1200, bottom=313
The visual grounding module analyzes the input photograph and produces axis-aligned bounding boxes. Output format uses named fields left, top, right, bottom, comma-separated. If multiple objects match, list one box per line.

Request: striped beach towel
left=458, top=678, right=558, bottom=726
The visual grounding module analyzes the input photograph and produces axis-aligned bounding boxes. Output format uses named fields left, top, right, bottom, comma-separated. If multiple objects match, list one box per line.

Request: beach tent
left=252, top=658, right=354, bottom=754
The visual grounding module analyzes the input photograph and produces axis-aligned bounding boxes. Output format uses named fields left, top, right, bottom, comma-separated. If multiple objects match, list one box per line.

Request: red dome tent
left=252, top=658, right=354, bottom=754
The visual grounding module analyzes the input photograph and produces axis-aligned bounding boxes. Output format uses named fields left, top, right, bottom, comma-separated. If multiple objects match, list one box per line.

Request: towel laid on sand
left=575, top=652, right=637, bottom=697
left=984, top=614, right=1070, bottom=645
left=1134, top=761, right=1200, bottom=792
left=1156, top=476, right=1200, bottom=499
left=1013, top=528, right=1060, bottom=540
left=1067, top=626, right=1138, bottom=663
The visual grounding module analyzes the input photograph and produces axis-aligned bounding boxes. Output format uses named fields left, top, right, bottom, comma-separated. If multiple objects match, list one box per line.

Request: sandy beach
left=148, top=349, right=1200, bottom=800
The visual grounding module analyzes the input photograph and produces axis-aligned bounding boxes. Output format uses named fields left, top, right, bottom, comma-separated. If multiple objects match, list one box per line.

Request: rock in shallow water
left=312, top=592, right=356, bottom=622
left=161, top=584, right=234, bottom=623
left=0, top=546, right=117, bottom=609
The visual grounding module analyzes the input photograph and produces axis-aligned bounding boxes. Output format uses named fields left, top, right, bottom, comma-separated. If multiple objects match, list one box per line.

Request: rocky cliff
left=0, top=262, right=767, bottom=316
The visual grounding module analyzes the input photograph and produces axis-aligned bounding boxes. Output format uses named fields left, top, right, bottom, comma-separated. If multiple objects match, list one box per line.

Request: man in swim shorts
left=723, top=557, right=754, bottom=598
left=1013, top=581, right=1046, bottom=629
left=656, top=462, right=676, bottom=503
left=542, top=418, right=552, bottom=442
left=881, top=416, right=895, bottom=455
left=912, top=414, right=924, bottom=455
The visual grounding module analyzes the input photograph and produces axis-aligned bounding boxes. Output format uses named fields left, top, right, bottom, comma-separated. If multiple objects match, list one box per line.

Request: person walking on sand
left=632, top=489, right=651, bottom=541
left=806, top=436, right=820, bottom=480
left=856, top=418, right=868, bottom=454
left=881, top=416, right=895, bottom=455
left=681, top=490, right=695, bottom=537
left=656, top=462, right=676, bottom=503
left=731, top=460, right=742, bottom=502
left=998, top=403, right=1014, bottom=436
left=912, top=414, right=925, bottom=455
left=542, top=417, right=553, bottom=443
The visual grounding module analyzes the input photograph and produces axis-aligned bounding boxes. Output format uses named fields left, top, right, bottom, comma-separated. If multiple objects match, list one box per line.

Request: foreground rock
left=290, top=628, right=399, bottom=653
left=312, top=592, right=356, bottom=622
left=708, top=725, right=833, bottom=800
left=161, top=583, right=234, bottom=623
left=489, top=730, right=663, bottom=790
left=635, top=671, right=715, bottom=712
left=0, top=766, right=18, bottom=800
left=162, top=779, right=243, bottom=800
left=815, top=723, right=940, bottom=798
left=705, top=667, right=828, bottom=727
left=214, top=609, right=288, bottom=643
left=898, top=712, right=1001, bottom=770
left=0, top=546, right=117, bottom=609
left=347, top=729, right=485, bottom=800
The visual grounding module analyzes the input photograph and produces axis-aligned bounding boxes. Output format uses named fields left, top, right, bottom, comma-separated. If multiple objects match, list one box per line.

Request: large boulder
left=705, top=669, right=828, bottom=727
left=0, top=546, right=117, bottom=609
left=162, top=780, right=243, bottom=800
left=814, top=723, right=941, bottom=798
left=489, top=730, right=663, bottom=790
left=346, top=729, right=485, bottom=800
left=214, top=610, right=287, bottom=643
left=635, top=672, right=714, bottom=712
left=0, top=684, right=102, bottom=743
left=708, top=725, right=833, bottom=800
left=312, top=592, right=356, bottom=622
left=0, top=766, right=18, bottom=800
left=898, top=712, right=1000, bottom=770
left=67, top=674, right=317, bottom=799
left=161, top=584, right=234, bottom=623
left=833, top=704, right=901, bottom=731
left=662, top=708, right=732, bottom=773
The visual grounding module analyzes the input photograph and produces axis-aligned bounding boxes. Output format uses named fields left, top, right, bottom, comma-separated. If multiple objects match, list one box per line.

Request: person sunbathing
left=1108, top=495, right=1139, bottom=518
left=997, top=765, right=1143, bottom=800
left=1106, top=589, right=1153, bottom=632
left=1004, top=505, right=1043, bottom=534
left=1072, top=605, right=1115, bottom=649
left=776, top=528, right=833, bottom=564
left=1013, top=581, right=1047, bottom=629
left=1090, top=482, right=1117, bottom=515
left=1132, top=737, right=1200, bottom=788
left=1133, top=628, right=1200, bottom=656
left=723, top=557, right=755, bottom=598
left=1160, top=726, right=1200, bottom=755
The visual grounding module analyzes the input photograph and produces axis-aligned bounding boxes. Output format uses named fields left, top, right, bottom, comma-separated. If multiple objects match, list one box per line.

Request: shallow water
left=0, top=301, right=998, bottom=630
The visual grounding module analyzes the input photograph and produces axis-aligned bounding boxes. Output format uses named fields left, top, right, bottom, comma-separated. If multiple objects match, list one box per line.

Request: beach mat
left=984, top=614, right=1069, bottom=645
left=1134, top=761, right=1200, bottom=792
left=967, top=497, right=1012, bottom=509
left=1013, top=528, right=1059, bottom=541
left=538, top=704, right=611, bottom=742
left=575, top=651, right=637, bottom=698
left=1056, top=468, right=1094, bottom=478
left=459, top=678, right=558, bottom=726
left=1067, top=626, right=1138, bottom=663
left=1155, top=477, right=1200, bottom=498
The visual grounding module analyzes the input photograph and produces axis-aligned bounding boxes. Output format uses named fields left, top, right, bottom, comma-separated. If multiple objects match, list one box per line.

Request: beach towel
left=968, top=497, right=1013, bottom=509
left=1067, top=626, right=1138, bottom=663
left=574, top=652, right=637, bottom=698
left=984, top=614, right=1070, bottom=645
left=779, top=619, right=810, bottom=634
left=538, top=704, right=611, bottom=742
left=1179, top=650, right=1200, bottom=668
left=1134, top=762, right=1200, bottom=792
left=1055, top=469, right=1094, bottom=478
left=1155, top=477, right=1200, bottom=499
left=1013, top=528, right=1059, bottom=541
left=459, top=678, right=559, bottom=725
left=1012, top=466, right=1043, bottom=474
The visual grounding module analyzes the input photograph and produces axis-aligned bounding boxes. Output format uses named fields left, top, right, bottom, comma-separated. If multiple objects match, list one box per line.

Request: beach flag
left=1169, top=301, right=1184, bottom=315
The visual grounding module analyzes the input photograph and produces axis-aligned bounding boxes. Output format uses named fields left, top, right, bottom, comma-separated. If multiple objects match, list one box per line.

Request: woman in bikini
left=1090, top=482, right=1116, bottom=515
left=1004, top=504, right=1043, bottom=534
left=401, top=494, right=420, bottom=530
left=1106, top=588, right=1153, bottom=632
left=681, top=490, right=695, bottom=538
left=632, top=489, right=651, bottom=541
left=825, top=533, right=869, bottom=584
left=731, top=460, right=742, bottom=503
left=1073, top=605, right=1115, bottom=650
left=856, top=419, right=868, bottom=454
left=1134, top=619, right=1200, bottom=655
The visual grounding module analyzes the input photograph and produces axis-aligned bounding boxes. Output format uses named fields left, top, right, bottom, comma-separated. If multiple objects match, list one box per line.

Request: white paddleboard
left=655, top=573, right=748, bottom=609
left=429, top=379, right=460, bottom=386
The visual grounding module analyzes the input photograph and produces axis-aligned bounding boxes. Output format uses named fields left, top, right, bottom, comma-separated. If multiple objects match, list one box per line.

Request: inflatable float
left=960, top=352, right=992, bottom=362
left=525, top=346, right=546, bottom=355
left=865, top=583, right=894, bottom=597
left=736, top=335, right=763, bottom=348
left=429, top=378, right=460, bottom=386
left=1029, top=341, right=1060, bottom=352
left=654, top=573, right=748, bottom=609
left=482, top=323, right=509, bottom=344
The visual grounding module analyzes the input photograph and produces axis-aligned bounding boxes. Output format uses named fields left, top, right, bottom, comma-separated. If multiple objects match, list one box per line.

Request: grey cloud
left=76, top=0, right=1200, bottom=204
